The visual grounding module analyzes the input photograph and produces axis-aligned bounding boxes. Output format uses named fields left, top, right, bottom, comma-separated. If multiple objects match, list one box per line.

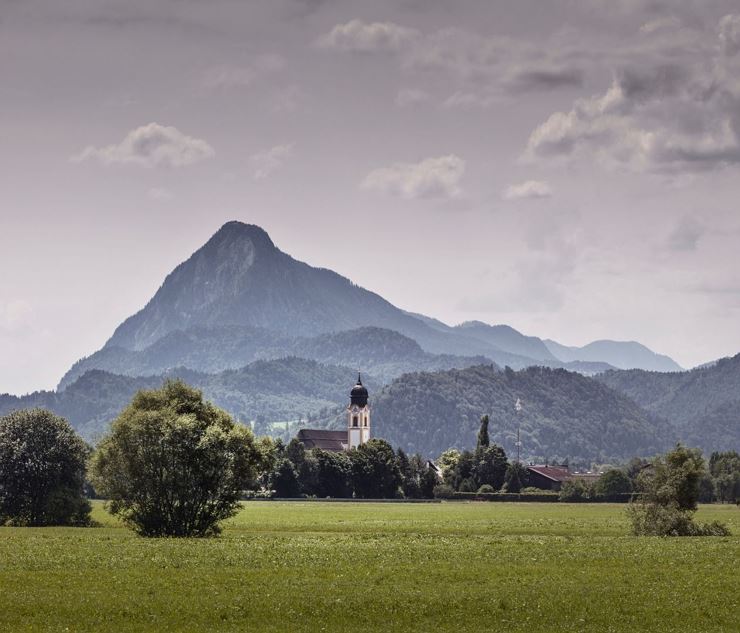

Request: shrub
left=433, top=484, right=455, bottom=499
left=628, top=445, right=730, bottom=537
left=559, top=479, right=591, bottom=502
left=458, top=478, right=477, bottom=493
left=0, top=409, right=91, bottom=526
left=90, top=380, right=263, bottom=537
left=593, top=469, right=632, bottom=497
left=477, top=484, right=496, bottom=493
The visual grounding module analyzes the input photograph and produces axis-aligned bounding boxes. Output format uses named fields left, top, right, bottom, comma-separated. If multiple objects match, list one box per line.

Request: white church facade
left=295, top=374, right=371, bottom=452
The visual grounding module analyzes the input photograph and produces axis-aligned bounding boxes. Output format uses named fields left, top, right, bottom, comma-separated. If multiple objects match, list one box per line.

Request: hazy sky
left=2, top=0, right=740, bottom=394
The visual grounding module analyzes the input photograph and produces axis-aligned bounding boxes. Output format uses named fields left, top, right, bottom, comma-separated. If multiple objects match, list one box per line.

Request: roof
left=350, top=373, right=369, bottom=407
left=526, top=465, right=572, bottom=482
left=296, top=429, right=348, bottom=452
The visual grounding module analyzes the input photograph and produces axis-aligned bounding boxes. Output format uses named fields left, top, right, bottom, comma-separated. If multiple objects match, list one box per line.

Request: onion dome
left=350, top=373, right=369, bottom=407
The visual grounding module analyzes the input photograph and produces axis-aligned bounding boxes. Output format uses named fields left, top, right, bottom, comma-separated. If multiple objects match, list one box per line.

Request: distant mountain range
left=59, top=221, right=680, bottom=386
left=1, top=220, right=733, bottom=461
left=596, top=354, right=740, bottom=455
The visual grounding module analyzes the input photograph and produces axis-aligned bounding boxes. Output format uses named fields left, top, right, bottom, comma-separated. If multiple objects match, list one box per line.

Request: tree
left=271, top=458, right=301, bottom=497
left=559, top=479, right=590, bottom=502
left=708, top=451, right=740, bottom=503
left=474, top=445, right=508, bottom=490
left=349, top=439, right=401, bottom=499
left=476, top=415, right=490, bottom=450
left=0, top=409, right=91, bottom=526
left=628, top=445, right=730, bottom=537
left=503, top=462, right=527, bottom=493
left=90, top=380, right=263, bottom=537
left=313, top=449, right=352, bottom=498
left=593, top=469, right=632, bottom=498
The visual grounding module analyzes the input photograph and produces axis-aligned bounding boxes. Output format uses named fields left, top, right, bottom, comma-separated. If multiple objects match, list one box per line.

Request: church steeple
left=348, top=373, right=370, bottom=449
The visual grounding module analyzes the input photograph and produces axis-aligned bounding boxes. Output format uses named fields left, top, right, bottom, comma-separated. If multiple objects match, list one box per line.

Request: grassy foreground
left=1, top=502, right=738, bottom=633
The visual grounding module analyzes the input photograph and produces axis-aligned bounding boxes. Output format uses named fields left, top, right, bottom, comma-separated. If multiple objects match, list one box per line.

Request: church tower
left=347, top=373, right=370, bottom=450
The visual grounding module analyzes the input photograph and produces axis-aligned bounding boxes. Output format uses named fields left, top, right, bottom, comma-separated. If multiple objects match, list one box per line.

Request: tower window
left=364, top=416, right=368, bottom=427
left=352, top=416, right=358, bottom=427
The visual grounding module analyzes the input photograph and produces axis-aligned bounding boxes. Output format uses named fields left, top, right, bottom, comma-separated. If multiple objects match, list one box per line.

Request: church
left=295, top=374, right=371, bottom=452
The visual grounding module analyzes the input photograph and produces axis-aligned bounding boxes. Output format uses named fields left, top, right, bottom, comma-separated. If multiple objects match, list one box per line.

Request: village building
left=526, top=464, right=602, bottom=491
left=295, top=374, right=370, bottom=453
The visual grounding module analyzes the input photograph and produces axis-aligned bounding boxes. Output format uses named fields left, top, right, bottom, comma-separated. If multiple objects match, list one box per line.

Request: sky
left=1, top=0, right=740, bottom=395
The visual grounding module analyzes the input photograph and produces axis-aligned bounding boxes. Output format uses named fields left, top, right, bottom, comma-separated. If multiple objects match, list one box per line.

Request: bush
left=90, top=380, right=264, bottom=537
left=593, top=469, right=632, bottom=497
left=0, top=409, right=91, bottom=526
left=558, top=479, right=591, bottom=502
left=477, top=484, right=495, bottom=494
left=433, top=484, right=455, bottom=499
left=628, top=445, right=730, bottom=537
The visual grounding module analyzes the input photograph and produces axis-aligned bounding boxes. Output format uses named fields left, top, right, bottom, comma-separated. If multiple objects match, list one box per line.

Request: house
left=295, top=374, right=371, bottom=453
left=526, top=464, right=572, bottom=491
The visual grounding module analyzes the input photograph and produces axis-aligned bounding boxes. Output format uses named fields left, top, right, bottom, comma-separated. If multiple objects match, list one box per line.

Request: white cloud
left=250, top=144, right=294, bottom=180
left=395, top=88, right=430, bottom=108
left=503, top=180, right=552, bottom=200
left=148, top=187, right=174, bottom=201
left=639, top=16, right=681, bottom=35
left=524, top=16, right=740, bottom=175
left=202, top=54, right=285, bottom=89
left=0, top=300, right=33, bottom=332
left=317, top=19, right=419, bottom=52
left=719, top=14, right=740, bottom=57
left=72, top=123, right=215, bottom=168
left=361, top=155, right=465, bottom=200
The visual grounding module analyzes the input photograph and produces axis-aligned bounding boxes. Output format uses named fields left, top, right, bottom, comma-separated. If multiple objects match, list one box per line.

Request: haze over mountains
left=59, top=221, right=680, bottom=386
left=1, top=221, right=736, bottom=460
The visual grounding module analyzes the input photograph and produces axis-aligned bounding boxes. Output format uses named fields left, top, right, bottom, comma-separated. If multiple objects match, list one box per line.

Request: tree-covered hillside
left=596, top=353, right=740, bottom=453
left=58, top=325, right=491, bottom=390
left=372, top=365, right=673, bottom=463
left=2, top=359, right=375, bottom=442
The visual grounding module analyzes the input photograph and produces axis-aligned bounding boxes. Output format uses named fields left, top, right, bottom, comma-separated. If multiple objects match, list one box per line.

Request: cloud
left=719, top=14, right=740, bottom=57
left=502, top=66, right=584, bottom=93
left=524, top=17, right=740, bottom=174
left=202, top=54, right=285, bottom=89
left=503, top=180, right=552, bottom=200
left=395, top=88, right=430, bottom=108
left=72, top=123, right=214, bottom=168
left=250, top=144, right=294, bottom=180
left=639, top=16, right=682, bottom=35
left=320, top=21, right=585, bottom=102
left=361, top=155, right=465, bottom=200
left=0, top=299, right=33, bottom=333
left=148, top=187, right=174, bottom=201
left=317, top=19, right=419, bottom=52
left=667, top=216, right=705, bottom=252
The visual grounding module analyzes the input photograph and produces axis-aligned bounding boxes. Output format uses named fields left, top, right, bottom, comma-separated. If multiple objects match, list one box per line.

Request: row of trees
left=1, top=382, right=737, bottom=538
left=268, top=439, right=437, bottom=500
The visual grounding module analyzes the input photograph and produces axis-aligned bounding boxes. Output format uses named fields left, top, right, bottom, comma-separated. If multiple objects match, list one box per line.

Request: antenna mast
left=514, top=398, right=523, bottom=463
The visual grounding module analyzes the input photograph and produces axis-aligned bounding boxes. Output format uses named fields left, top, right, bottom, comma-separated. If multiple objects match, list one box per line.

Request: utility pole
left=514, top=398, right=523, bottom=464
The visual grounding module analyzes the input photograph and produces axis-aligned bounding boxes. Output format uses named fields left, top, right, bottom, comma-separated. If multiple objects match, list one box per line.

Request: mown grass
left=1, top=502, right=738, bottom=632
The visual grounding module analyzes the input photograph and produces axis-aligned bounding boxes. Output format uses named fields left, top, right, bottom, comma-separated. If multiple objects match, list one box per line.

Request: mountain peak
left=207, top=221, right=276, bottom=252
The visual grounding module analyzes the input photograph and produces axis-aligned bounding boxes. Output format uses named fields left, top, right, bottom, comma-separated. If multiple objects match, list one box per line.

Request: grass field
left=1, top=502, right=738, bottom=632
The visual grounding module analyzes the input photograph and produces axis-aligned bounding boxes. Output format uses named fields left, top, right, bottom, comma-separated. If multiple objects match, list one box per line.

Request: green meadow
left=1, top=502, right=738, bottom=633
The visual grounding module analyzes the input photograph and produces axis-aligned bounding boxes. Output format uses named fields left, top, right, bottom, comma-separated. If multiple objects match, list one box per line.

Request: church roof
left=296, top=429, right=348, bottom=452
left=350, top=373, right=369, bottom=407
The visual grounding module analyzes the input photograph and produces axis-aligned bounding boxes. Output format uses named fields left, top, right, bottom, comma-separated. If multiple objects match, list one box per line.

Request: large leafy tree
left=90, top=380, right=263, bottom=537
left=0, top=409, right=91, bottom=526
left=313, top=449, right=352, bottom=498
left=474, top=445, right=508, bottom=490
left=349, top=439, right=401, bottom=499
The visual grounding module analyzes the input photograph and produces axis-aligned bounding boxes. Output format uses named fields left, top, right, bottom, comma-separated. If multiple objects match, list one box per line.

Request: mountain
left=58, top=221, right=682, bottom=387
left=372, top=364, right=672, bottom=462
left=2, top=358, right=379, bottom=442
left=455, top=321, right=558, bottom=362
left=59, top=325, right=492, bottom=390
left=596, top=353, right=740, bottom=454
left=545, top=339, right=683, bottom=372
